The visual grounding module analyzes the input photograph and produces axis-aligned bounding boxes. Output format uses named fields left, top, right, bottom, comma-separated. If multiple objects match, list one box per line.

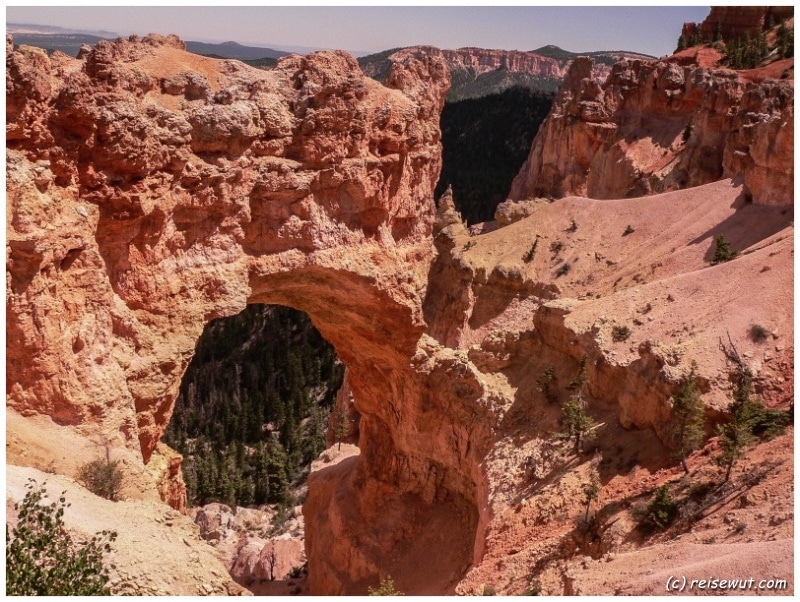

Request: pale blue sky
left=6, top=5, right=711, bottom=58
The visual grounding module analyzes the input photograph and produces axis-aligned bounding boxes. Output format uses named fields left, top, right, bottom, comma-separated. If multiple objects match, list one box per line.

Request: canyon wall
left=508, top=55, right=794, bottom=206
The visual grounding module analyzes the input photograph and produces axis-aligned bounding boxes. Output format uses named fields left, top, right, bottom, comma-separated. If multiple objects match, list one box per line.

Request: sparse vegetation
left=643, top=484, right=678, bottom=530
left=555, top=262, right=571, bottom=277
left=369, top=575, right=404, bottom=596
left=561, top=394, right=596, bottom=453
left=537, top=366, right=558, bottom=403
left=582, top=478, right=600, bottom=521
left=6, top=480, right=118, bottom=595
left=748, top=323, right=770, bottom=344
left=622, top=224, right=635, bottom=236
left=567, top=354, right=588, bottom=391
left=463, top=240, right=476, bottom=251
left=669, top=362, right=706, bottom=474
left=567, top=218, right=578, bottom=233
left=641, top=302, right=652, bottom=314
left=777, top=20, right=794, bottom=59
left=711, top=234, right=737, bottom=264
left=550, top=240, right=564, bottom=255
left=523, top=239, right=539, bottom=263
left=611, top=325, right=631, bottom=342
left=78, top=449, right=124, bottom=502
left=331, top=405, right=352, bottom=451
left=723, top=31, right=769, bottom=69
left=479, top=584, right=497, bottom=596
left=682, top=122, right=693, bottom=143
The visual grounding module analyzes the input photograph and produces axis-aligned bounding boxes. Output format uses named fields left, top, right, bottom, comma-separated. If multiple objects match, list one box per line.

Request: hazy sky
left=6, top=5, right=711, bottom=58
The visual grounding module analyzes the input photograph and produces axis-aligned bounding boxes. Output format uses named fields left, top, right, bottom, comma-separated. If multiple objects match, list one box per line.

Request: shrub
left=682, top=122, right=693, bottom=143
left=78, top=452, right=124, bottom=501
left=555, top=262, right=571, bottom=277
left=523, top=239, right=538, bottom=263
left=622, top=224, right=635, bottom=236
left=369, top=575, right=404, bottom=596
left=6, top=480, right=117, bottom=595
left=611, top=325, right=631, bottom=342
left=711, top=234, right=737, bottom=265
left=643, top=484, right=678, bottom=530
left=463, top=240, right=476, bottom=252
left=748, top=324, right=770, bottom=344
left=537, top=366, right=558, bottom=403
left=567, top=219, right=578, bottom=233
left=549, top=240, right=564, bottom=255
left=567, top=354, right=588, bottom=391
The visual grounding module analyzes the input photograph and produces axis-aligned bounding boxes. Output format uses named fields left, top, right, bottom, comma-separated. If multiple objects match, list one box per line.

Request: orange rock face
left=7, top=34, right=490, bottom=594
left=508, top=55, right=794, bottom=206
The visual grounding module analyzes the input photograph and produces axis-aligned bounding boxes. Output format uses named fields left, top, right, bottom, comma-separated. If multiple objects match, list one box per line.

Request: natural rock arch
left=7, top=35, right=489, bottom=593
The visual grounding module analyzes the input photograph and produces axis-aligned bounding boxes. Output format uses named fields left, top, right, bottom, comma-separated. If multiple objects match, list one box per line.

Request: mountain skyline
left=6, top=6, right=711, bottom=59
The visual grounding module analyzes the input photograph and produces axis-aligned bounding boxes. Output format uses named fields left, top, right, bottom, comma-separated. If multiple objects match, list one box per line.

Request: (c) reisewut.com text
left=666, top=576, right=789, bottom=593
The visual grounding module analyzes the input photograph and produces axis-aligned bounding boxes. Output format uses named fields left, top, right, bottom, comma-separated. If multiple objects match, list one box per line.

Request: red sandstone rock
left=508, top=55, right=794, bottom=206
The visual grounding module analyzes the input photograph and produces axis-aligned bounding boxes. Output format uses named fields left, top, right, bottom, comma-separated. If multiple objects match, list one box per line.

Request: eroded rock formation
left=6, top=34, right=490, bottom=594
left=508, top=55, right=794, bottom=205
left=7, top=31, right=794, bottom=596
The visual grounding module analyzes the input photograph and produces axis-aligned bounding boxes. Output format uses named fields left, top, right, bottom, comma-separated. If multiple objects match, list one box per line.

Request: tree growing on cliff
left=669, top=363, right=706, bottom=474
left=6, top=480, right=118, bottom=595
left=582, top=477, right=600, bottom=522
left=331, top=405, right=352, bottom=450
left=562, top=393, right=596, bottom=453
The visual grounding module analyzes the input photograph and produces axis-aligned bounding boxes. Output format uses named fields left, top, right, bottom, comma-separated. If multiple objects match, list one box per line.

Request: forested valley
left=164, top=305, right=344, bottom=509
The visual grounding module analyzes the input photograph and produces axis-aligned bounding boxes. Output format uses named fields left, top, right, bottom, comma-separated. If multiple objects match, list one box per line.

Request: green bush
left=643, top=484, right=678, bottom=530
left=523, top=239, right=538, bottom=263
left=611, top=325, right=631, bottom=342
left=369, top=575, right=404, bottom=596
left=748, top=324, right=770, bottom=344
left=6, top=480, right=117, bottom=595
left=555, top=262, right=571, bottom=277
left=78, top=453, right=124, bottom=501
left=711, top=234, right=737, bottom=265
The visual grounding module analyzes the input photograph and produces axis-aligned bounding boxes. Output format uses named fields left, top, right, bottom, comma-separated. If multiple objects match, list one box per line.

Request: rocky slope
left=6, top=30, right=794, bottom=596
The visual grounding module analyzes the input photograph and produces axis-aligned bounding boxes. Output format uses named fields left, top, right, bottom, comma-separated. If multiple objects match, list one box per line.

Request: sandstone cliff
left=360, top=45, right=634, bottom=100
left=508, top=55, right=793, bottom=206
left=6, top=32, right=794, bottom=596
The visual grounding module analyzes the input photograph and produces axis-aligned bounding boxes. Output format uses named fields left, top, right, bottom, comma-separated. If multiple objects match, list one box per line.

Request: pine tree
left=331, top=405, right=352, bottom=450
left=670, top=363, right=706, bottom=474
left=562, top=394, right=595, bottom=453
